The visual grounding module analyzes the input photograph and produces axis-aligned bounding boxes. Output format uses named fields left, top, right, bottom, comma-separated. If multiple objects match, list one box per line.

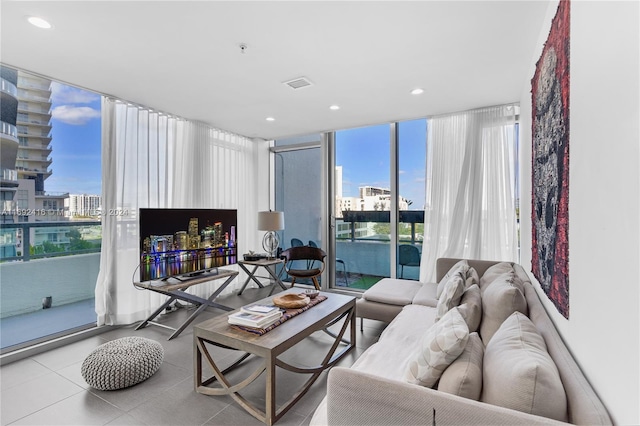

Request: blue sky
left=336, top=119, right=426, bottom=209
left=46, top=82, right=102, bottom=195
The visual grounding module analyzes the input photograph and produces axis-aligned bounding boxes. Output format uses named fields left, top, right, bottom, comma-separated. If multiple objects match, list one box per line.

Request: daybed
left=310, top=258, right=612, bottom=425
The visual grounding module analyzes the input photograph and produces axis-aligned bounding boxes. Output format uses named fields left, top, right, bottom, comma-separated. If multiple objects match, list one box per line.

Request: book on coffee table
left=228, top=310, right=282, bottom=328
left=240, top=304, right=280, bottom=316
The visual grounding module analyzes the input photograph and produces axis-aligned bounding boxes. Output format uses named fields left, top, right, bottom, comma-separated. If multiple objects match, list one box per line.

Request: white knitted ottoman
left=81, top=336, right=164, bottom=391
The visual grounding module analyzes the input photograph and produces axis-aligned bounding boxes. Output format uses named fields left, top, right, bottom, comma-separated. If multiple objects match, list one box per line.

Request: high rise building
left=68, top=193, right=101, bottom=217
left=0, top=67, right=19, bottom=227
left=15, top=71, right=53, bottom=190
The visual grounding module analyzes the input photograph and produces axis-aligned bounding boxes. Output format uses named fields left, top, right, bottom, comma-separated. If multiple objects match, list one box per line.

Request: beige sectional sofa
left=310, top=258, right=612, bottom=425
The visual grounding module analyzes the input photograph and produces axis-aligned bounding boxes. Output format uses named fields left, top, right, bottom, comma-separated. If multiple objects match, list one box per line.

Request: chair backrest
left=291, top=238, right=304, bottom=247
left=308, top=240, right=318, bottom=248
left=399, top=245, right=421, bottom=266
left=281, top=246, right=327, bottom=263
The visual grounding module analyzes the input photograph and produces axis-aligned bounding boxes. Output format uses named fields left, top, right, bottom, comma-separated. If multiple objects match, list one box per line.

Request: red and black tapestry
left=531, top=0, right=570, bottom=318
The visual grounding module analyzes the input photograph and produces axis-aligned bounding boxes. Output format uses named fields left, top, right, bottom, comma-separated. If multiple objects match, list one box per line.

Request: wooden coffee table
left=194, top=289, right=356, bottom=425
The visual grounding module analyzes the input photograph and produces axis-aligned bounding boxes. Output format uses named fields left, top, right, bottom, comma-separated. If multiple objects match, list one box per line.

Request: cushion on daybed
left=362, top=278, right=423, bottom=306
left=482, top=312, right=568, bottom=422
left=437, top=332, right=483, bottom=401
left=411, top=282, right=438, bottom=307
left=457, top=284, right=482, bottom=332
left=435, top=272, right=465, bottom=321
left=479, top=271, right=527, bottom=344
left=436, top=259, right=469, bottom=298
left=479, top=262, right=513, bottom=293
left=405, top=307, right=469, bottom=388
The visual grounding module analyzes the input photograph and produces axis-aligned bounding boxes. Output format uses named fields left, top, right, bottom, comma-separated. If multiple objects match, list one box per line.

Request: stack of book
left=228, top=303, right=283, bottom=328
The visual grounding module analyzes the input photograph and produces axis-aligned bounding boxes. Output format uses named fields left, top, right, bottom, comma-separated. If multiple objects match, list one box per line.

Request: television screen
left=139, top=208, right=237, bottom=282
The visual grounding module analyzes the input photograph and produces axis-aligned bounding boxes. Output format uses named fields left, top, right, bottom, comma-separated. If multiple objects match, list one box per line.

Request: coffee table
left=194, top=289, right=356, bottom=425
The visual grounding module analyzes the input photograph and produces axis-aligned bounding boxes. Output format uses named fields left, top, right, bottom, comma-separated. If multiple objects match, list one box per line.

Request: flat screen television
left=139, top=208, right=237, bottom=282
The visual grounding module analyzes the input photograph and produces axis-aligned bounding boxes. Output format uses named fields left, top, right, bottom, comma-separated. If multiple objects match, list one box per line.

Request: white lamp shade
left=258, top=211, right=284, bottom=231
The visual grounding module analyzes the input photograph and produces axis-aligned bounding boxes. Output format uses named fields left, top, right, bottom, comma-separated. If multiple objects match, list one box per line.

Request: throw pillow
left=479, top=271, right=527, bottom=345
left=466, top=267, right=480, bottom=289
left=482, top=312, right=568, bottom=422
left=436, top=272, right=465, bottom=321
left=438, top=332, right=483, bottom=400
left=479, top=262, right=513, bottom=293
left=405, top=307, right=469, bottom=388
left=457, top=284, right=482, bottom=332
left=436, top=260, right=469, bottom=298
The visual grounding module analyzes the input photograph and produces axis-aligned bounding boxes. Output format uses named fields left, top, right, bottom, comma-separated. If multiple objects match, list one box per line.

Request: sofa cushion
left=466, top=267, right=480, bottom=289
left=479, top=262, right=513, bottom=293
left=436, top=260, right=469, bottom=298
left=437, top=332, right=483, bottom=401
left=436, top=272, right=465, bottom=321
left=412, top=282, right=438, bottom=307
left=362, top=278, right=423, bottom=306
left=480, top=271, right=527, bottom=344
left=457, top=284, right=482, bottom=332
left=353, top=305, right=438, bottom=381
left=405, top=307, right=469, bottom=388
left=482, top=312, right=568, bottom=422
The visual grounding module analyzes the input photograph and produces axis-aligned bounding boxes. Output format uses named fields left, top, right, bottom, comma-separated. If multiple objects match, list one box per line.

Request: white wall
left=519, top=1, right=640, bottom=424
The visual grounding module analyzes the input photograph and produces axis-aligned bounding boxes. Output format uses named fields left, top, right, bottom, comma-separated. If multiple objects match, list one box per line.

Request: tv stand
left=134, top=269, right=239, bottom=340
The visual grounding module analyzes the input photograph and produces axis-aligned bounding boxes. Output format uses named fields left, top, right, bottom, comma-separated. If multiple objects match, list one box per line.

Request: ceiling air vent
left=283, top=77, right=313, bottom=90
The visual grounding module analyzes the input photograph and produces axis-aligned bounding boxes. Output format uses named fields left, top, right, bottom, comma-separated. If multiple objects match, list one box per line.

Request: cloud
left=52, top=105, right=101, bottom=125
left=51, top=82, right=100, bottom=104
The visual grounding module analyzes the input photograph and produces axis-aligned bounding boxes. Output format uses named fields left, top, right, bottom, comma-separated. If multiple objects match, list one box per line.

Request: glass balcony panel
left=335, top=124, right=391, bottom=289
left=0, top=222, right=100, bottom=351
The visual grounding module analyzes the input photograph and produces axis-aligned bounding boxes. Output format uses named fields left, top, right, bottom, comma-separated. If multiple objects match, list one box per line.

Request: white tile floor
left=0, top=286, right=386, bottom=426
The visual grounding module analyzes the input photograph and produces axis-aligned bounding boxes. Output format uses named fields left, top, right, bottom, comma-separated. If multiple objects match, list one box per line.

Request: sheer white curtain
left=96, top=99, right=258, bottom=326
left=420, top=105, right=518, bottom=283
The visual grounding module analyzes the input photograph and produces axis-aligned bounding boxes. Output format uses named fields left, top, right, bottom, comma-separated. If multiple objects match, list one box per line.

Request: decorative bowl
left=303, top=289, right=320, bottom=299
left=273, top=293, right=310, bottom=309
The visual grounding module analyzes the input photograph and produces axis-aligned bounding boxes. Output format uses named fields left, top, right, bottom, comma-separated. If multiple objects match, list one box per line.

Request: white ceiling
left=1, top=1, right=549, bottom=140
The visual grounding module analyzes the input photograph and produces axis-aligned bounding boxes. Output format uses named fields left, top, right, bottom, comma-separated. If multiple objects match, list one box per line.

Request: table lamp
left=258, top=211, right=284, bottom=258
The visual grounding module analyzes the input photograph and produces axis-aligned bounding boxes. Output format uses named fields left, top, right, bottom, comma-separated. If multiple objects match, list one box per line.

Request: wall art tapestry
left=531, top=0, right=570, bottom=318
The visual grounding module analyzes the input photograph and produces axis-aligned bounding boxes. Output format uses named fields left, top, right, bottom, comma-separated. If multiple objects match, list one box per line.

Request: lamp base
left=262, top=231, right=280, bottom=258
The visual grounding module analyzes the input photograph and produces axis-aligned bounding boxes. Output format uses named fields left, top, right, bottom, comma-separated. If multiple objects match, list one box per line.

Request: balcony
left=0, top=77, right=18, bottom=97
left=0, top=221, right=101, bottom=352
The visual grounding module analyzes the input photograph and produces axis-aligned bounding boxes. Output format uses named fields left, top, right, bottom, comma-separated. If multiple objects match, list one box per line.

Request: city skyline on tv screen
left=139, top=208, right=237, bottom=281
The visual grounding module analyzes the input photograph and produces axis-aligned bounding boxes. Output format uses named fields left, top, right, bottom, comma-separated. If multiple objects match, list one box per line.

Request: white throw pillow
left=436, top=260, right=469, bottom=298
left=480, top=271, right=527, bottom=345
left=482, top=312, right=568, bottom=421
left=436, top=272, right=465, bottom=321
left=405, top=307, right=469, bottom=388
left=457, top=284, right=482, bottom=332
left=466, top=267, right=480, bottom=289
left=438, top=332, right=483, bottom=400
left=478, top=262, right=513, bottom=293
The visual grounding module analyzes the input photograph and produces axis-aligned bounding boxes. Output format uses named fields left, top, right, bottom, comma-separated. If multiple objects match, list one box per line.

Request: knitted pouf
left=81, top=336, right=164, bottom=391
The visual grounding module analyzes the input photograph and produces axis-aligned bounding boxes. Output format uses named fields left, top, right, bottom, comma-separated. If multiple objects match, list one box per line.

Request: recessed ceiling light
left=266, top=117, right=275, bottom=122
left=410, top=88, right=424, bottom=95
left=27, top=16, right=52, bottom=29
left=329, top=105, right=340, bottom=111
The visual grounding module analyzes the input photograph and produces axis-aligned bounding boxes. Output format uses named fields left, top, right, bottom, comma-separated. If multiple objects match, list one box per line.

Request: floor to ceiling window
left=0, top=66, right=101, bottom=353
left=334, top=124, right=392, bottom=289
left=397, top=119, right=427, bottom=280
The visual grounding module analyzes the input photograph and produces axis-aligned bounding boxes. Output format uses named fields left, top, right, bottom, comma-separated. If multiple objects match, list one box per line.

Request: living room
left=0, top=1, right=638, bottom=425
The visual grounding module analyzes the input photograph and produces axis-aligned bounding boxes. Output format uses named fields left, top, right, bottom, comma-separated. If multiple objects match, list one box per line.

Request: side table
left=237, top=258, right=287, bottom=295
left=134, top=269, right=238, bottom=340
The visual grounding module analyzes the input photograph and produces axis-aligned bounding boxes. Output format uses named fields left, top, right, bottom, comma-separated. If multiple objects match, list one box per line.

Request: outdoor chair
left=398, top=244, right=421, bottom=278
left=308, top=240, right=348, bottom=286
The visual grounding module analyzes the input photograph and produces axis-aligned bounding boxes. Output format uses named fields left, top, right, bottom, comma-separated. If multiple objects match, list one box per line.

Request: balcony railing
left=0, top=77, right=18, bottom=97
left=0, top=220, right=100, bottom=350
left=1, top=220, right=101, bottom=262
